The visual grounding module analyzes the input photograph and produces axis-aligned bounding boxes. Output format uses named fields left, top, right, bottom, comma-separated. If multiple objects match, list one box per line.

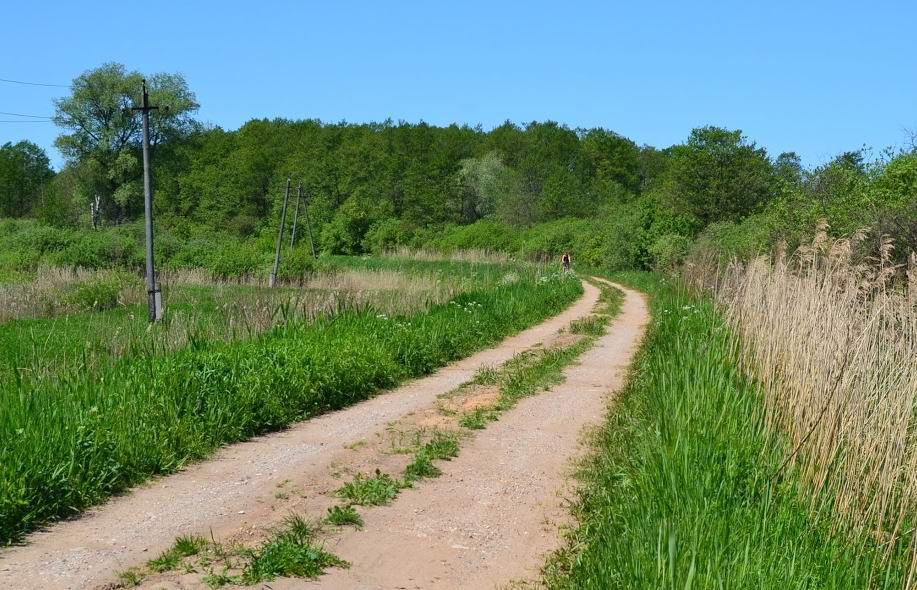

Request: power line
left=0, top=110, right=52, bottom=119
left=0, top=119, right=52, bottom=123
left=0, top=77, right=70, bottom=88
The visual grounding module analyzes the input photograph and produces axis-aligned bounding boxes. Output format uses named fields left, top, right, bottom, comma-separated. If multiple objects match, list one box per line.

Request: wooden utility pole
left=303, top=187, right=317, bottom=259
left=133, top=80, right=162, bottom=321
left=270, top=178, right=292, bottom=288
left=290, top=183, right=302, bottom=248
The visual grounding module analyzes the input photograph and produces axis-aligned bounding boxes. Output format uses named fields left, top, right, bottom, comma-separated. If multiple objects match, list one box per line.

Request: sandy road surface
left=302, top=279, right=648, bottom=589
left=0, top=281, right=602, bottom=590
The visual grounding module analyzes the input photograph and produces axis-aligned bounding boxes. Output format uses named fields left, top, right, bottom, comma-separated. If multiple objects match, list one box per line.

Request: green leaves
left=52, top=63, right=199, bottom=221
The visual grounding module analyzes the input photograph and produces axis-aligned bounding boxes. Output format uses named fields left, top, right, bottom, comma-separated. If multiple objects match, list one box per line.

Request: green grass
left=116, top=568, right=143, bottom=587
left=545, top=272, right=910, bottom=589
left=325, top=505, right=363, bottom=529
left=166, top=515, right=347, bottom=587
left=0, top=263, right=581, bottom=545
left=0, top=281, right=298, bottom=384
left=458, top=406, right=499, bottom=429
left=403, top=431, right=460, bottom=484
left=240, top=515, right=346, bottom=584
left=334, top=471, right=403, bottom=506
left=147, top=535, right=209, bottom=572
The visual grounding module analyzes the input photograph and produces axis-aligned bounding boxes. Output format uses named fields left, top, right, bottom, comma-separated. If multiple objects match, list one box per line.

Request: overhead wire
left=0, top=77, right=70, bottom=88
left=0, top=110, right=52, bottom=119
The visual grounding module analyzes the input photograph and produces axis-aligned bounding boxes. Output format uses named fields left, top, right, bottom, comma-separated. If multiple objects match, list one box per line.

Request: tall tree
left=454, top=152, right=505, bottom=223
left=53, top=63, right=198, bottom=222
left=0, top=141, right=53, bottom=217
left=665, top=127, right=775, bottom=232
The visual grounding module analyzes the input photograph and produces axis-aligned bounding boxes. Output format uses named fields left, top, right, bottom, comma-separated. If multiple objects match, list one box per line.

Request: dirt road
left=1, top=280, right=623, bottom=590
left=303, top=279, right=648, bottom=589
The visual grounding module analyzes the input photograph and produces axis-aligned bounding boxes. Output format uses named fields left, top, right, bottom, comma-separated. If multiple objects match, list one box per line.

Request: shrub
left=362, top=218, right=408, bottom=254
left=207, top=241, right=263, bottom=279
left=51, top=232, right=141, bottom=269
left=277, top=247, right=316, bottom=283
left=648, top=233, right=690, bottom=271
left=64, top=271, right=136, bottom=311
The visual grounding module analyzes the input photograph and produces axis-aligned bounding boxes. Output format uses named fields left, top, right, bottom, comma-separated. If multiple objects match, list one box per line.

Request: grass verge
left=544, top=272, right=909, bottom=589
left=0, top=266, right=580, bottom=545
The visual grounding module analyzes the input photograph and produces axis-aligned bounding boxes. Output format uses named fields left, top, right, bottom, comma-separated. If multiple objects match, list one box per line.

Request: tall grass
left=0, top=264, right=466, bottom=386
left=0, top=264, right=458, bottom=323
left=703, top=226, right=917, bottom=577
left=0, top=267, right=581, bottom=544
left=382, top=246, right=511, bottom=264
left=546, top=272, right=908, bottom=589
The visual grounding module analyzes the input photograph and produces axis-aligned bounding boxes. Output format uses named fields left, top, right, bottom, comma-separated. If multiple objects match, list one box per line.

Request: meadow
left=0, top=257, right=581, bottom=545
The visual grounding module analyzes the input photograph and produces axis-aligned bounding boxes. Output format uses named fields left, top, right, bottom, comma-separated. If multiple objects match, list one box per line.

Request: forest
left=3, top=62, right=916, bottom=279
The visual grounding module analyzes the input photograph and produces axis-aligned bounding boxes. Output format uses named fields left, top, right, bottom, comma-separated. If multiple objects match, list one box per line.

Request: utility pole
left=302, top=187, right=317, bottom=259
left=270, top=178, right=292, bottom=288
left=290, top=183, right=302, bottom=248
left=133, top=80, right=162, bottom=322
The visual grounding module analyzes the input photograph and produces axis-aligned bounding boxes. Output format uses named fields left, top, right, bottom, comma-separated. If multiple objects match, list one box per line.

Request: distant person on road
left=561, top=252, right=571, bottom=272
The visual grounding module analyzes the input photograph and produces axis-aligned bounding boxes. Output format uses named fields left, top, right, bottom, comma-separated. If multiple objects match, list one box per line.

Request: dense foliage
left=2, top=63, right=914, bottom=273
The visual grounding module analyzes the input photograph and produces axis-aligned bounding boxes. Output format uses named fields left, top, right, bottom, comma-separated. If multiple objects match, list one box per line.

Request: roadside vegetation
left=546, top=263, right=916, bottom=588
left=0, top=260, right=580, bottom=545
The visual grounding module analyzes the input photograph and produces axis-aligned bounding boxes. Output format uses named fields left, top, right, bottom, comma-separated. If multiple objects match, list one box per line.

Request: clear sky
left=1, top=0, right=915, bottom=168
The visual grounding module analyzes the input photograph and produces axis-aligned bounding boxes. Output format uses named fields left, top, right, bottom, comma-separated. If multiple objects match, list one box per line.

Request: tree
left=537, top=166, right=585, bottom=220
left=0, top=141, right=53, bottom=217
left=664, top=126, right=775, bottom=232
left=53, top=63, right=198, bottom=222
left=577, top=128, right=641, bottom=201
left=774, top=152, right=803, bottom=187
left=455, top=152, right=505, bottom=223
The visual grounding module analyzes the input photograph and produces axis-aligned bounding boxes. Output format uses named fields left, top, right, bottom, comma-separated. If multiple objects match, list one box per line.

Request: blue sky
left=1, top=0, right=915, bottom=168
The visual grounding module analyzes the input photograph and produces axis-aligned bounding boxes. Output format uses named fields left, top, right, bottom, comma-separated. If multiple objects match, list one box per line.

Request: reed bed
left=547, top=271, right=910, bottom=589
left=693, top=225, right=917, bottom=579
left=382, top=246, right=511, bottom=264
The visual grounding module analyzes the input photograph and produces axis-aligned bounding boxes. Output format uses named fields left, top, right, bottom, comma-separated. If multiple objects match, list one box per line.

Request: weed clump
left=325, top=505, right=363, bottom=528
left=240, top=515, right=346, bottom=584
left=404, top=431, right=459, bottom=483
left=335, top=471, right=402, bottom=506
left=147, top=535, right=208, bottom=572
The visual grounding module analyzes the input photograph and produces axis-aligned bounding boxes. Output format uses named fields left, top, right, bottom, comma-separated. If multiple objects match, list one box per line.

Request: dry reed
left=382, top=246, right=511, bottom=264
left=688, top=223, right=917, bottom=579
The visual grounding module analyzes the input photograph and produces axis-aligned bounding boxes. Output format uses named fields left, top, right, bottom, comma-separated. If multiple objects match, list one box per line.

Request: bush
left=64, top=271, right=137, bottom=311
left=277, top=247, right=316, bottom=283
left=648, top=233, right=690, bottom=271
left=207, top=241, right=263, bottom=279
left=45, top=231, right=141, bottom=269
left=362, top=218, right=408, bottom=254
left=435, top=219, right=521, bottom=253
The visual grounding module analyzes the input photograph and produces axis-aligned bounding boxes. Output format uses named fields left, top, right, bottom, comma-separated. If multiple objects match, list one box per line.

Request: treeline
left=2, top=63, right=915, bottom=274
